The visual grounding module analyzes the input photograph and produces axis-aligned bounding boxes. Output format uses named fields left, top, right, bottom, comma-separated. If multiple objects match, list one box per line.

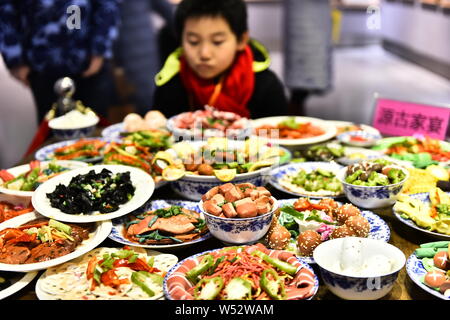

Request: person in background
left=153, top=0, right=288, bottom=119
left=283, top=0, right=333, bottom=116
left=0, top=0, right=120, bottom=123
left=114, top=0, right=175, bottom=116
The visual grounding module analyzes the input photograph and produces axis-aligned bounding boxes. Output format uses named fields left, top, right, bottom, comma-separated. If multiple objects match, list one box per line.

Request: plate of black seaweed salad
left=0, top=271, right=38, bottom=299
left=32, top=165, right=155, bottom=223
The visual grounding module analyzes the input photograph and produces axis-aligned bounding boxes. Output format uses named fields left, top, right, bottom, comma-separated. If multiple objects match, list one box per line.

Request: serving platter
left=327, top=120, right=381, bottom=136
left=270, top=162, right=345, bottom=198
left=0, top=211, right=112, bottom=272
left=163, top=245, right=319, bottom=300
left=251, top=116, right=337, bottom=147
left=0, top=271, right=38, bottom=300
left=109, top=200, right=212, bottom=249
left=393, top=192, right=450, bottom=240
left=32, top=165, right=155, bottom=223
left=0, top=160, right=88, bottom=198
left=35, top=247, right=178, bottom=300
left=406, top=253, right=449, bottom=300
left=35, top=137, right=120, bottom=163
left=276, top=198, right=391, bottom=264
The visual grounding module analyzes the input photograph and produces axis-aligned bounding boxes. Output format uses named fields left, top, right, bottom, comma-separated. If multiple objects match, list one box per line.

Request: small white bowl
left=198, top=197, right=277, bottom=245
left=313, top=237, right=406, bottom=300
left=337, top=165, right=409, bottom=209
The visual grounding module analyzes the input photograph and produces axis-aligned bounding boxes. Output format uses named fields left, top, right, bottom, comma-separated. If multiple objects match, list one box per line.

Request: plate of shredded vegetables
left=163, top=243, right=318, bottom=300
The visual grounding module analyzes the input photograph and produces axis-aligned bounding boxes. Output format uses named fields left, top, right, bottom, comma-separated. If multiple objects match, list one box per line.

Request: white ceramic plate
left=393, top=192, right=450, bottom=240
left=270, top=161, right=345, bottom=198
left=109, top=200, right=211, bottom=249
left=406, top=253, right=449, bottom=300
left=32, top=165, right=155, bottom=223
left=101, top=122, right=125, bottom=139
left=35, top=247, right=178, bottom=300
left=35, top=137, right=119, bottom=163
left=251, top=116, right=337, bottom=147
left=0, top=211, right=112, bottom=272
left=327, top=120, right=381, bottom=136
left=0, top=160, right=88, bottom=198
left=276, top=199, right=391, bottom=264
left=0, top=271, right=38, bottom=300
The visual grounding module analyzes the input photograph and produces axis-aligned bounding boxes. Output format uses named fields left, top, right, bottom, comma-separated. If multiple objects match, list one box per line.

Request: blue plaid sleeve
left=90, top=0, right=120, bottom=58
left=0, top=1, right=24, bottom=69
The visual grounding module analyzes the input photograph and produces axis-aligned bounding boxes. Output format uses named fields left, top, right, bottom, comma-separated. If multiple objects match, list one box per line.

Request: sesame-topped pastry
left=329, top=225, right=356, bottom=239
left=297, top=230, right=322, bottom=257
left=334, top=203, right=361, bottom=225
left=345, top=215, right=370, bottom=237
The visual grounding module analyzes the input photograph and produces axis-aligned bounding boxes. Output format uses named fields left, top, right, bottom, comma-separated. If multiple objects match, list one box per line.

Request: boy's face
left=182, top=16, right=248, bottom=80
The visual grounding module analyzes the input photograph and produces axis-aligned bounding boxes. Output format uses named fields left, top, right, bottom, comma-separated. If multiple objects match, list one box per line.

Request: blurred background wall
left=1, top=0, right=449, bottom=168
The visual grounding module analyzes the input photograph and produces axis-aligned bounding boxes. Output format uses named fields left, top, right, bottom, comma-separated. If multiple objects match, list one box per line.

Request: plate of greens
left=31, top=165, right=155, bottom=223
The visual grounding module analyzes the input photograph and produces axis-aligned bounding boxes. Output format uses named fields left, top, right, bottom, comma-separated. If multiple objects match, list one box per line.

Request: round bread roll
left=335, top=204, right=361, bottom=225
left=124, top=113, right=145, bottom=132
left=297, top=230, right=322, bottom=257
left=144, top=110, right=167, bottom=130
left=329, top=225, right=356, bottom=239
left=267, top=223, right=291, bottom=250
left=345, top=215, right=370, bottom=237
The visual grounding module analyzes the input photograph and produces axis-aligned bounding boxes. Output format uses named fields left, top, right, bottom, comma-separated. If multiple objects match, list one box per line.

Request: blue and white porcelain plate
left=35, top=137, right=120, bottom=163
left=101, top=122, right=125, bottom=139
left=406, top=253, right=449, bottom=300
left=393, top=192, right=450, bottom=240
left=270, top=162, right=345, bottom=198
left=162, top=246, right=319, bottom=300
left=108, top=199, right=211, bottom=249
left=275, top=199, right=391, bottom=264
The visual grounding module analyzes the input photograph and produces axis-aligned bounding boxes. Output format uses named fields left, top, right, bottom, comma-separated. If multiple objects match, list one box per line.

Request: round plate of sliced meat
left=0, top=211, right=111, bottom=272
left=109, top=200, right=211, bottom=249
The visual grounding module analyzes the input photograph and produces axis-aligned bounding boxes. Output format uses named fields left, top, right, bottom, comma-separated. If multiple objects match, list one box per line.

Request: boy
left=153, top=0, right=288, bottom=119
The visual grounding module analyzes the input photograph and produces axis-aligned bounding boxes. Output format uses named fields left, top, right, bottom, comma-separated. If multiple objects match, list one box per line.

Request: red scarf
left=179, top=45, right=254, bottom=118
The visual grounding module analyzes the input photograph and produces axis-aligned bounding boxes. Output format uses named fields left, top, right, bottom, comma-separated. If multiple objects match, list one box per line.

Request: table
left=4, top=132, right=442, bottom=300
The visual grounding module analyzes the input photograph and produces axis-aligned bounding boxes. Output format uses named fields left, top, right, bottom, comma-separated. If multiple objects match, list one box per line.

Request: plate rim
left=0, top=211, right=112, bottom=272
left=0, top=271, right=38, bottom=300
left=31, top=164, right=155, bottom=223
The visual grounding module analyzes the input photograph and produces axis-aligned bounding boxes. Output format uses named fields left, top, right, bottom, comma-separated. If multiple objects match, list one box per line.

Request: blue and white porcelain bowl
left=337, top=166, right=409, bottom=209
left=49, top=115, right=99, bottom=140
left=198, top=197, right=277, bottom=245
left=313, top=237, right=406, bottom=300
left=171, top=168, right=272, bottom=201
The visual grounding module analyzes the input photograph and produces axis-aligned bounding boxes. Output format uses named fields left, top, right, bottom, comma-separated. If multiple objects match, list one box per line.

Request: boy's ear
left=237, top=31, right=250, bottom=51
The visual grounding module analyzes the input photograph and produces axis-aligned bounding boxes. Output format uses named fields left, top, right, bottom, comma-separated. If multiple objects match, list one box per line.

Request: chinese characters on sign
left=373, top=98, right=450, bottom=140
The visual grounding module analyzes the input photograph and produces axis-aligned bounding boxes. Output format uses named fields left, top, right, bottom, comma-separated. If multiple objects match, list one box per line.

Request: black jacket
left=153, top=41, right=288, bottom=119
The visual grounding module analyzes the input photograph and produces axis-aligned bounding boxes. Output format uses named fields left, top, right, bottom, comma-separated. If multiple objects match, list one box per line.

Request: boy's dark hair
left=175, top=0, right=248, bottom=41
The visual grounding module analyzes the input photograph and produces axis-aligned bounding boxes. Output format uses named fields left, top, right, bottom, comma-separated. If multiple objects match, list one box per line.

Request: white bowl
left=49, top=113, right=99, bottom=140
left=313, top=237, right=406, bottom=300
left=198, top=197, right=277, bottom=245
left=337, top=166, right=409, bottom=209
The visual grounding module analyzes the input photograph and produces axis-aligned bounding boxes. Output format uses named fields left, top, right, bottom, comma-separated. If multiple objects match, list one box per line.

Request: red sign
left=372, top=98, right=450, bottom=140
